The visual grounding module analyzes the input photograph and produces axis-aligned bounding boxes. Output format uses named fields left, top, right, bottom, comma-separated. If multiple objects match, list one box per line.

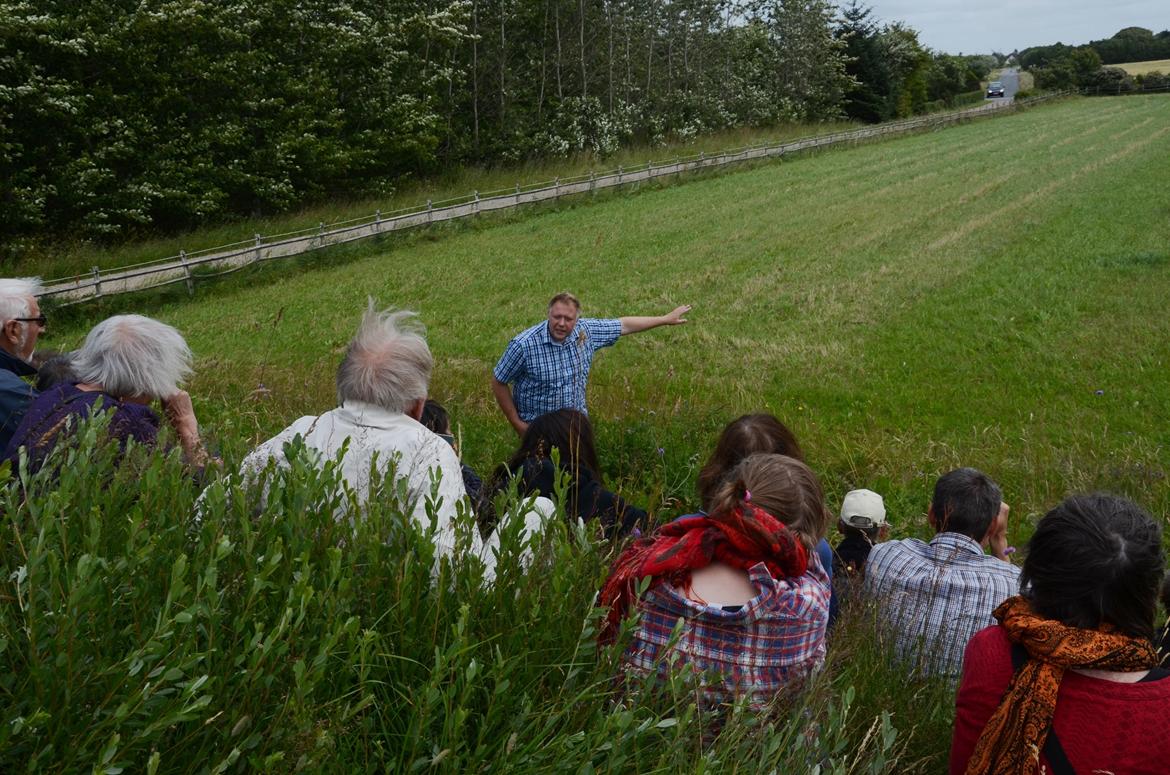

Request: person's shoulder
left=512, top=320, right=548, bottom=343
left=868, top=536, right=923, bottom=561
left=968, top=624, right=1010, bottom=655
left=579, top=317, right=620, bottom=332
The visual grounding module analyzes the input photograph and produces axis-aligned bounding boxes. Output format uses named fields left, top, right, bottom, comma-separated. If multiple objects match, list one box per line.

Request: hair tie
left=744, top=489, right=752, bottom=502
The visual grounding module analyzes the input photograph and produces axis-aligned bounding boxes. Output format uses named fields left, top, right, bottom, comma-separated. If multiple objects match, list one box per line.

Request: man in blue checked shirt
left=491, top=292, right=691, bottom=435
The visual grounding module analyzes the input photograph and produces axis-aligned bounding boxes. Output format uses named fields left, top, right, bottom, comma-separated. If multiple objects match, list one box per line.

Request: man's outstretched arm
left=619, top=304, right=692, bottom=335
left=491, top=376, right=528, bottom=437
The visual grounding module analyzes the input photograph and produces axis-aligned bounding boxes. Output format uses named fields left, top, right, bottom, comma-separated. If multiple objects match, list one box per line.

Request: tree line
left=1, top=0, right=995, bottom=250
left=1017, top=27, right=1170, bottom=93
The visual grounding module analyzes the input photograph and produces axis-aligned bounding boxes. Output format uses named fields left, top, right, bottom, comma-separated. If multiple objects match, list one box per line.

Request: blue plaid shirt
left=493, top=317, right=622, bottom=421
left=863, top=532, right=1020, bottom=678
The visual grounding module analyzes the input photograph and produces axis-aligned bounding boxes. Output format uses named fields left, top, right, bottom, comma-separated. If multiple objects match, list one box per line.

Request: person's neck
left=1070, top=667, right=1150, bottom=683
left=0, top=340, right=24, bottom=362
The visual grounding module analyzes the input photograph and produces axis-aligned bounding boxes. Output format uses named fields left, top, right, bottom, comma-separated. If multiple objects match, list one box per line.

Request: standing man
left=0, top=278, right=45, bottom=450
left=491, top=292, right=691, bottom=435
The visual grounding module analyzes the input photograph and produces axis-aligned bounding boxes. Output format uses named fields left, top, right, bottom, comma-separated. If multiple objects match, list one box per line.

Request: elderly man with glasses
left=0, top=277, right=46, bottom=450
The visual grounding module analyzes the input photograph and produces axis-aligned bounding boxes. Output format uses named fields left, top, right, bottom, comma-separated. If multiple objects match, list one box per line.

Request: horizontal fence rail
left=41, top=92, right=1071, bottom=305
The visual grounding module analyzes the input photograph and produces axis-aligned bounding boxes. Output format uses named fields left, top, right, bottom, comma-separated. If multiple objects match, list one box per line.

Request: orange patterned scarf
left=964, top=595, right=1159, bottom=775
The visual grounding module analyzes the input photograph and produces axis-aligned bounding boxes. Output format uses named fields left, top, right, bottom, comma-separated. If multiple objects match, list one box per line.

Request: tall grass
left=1, top=420, right=940, bottom=773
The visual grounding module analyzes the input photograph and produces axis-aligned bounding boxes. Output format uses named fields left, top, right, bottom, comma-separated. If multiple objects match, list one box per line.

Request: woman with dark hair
left=694, top=414, right=837, bottom=622
left=600, top=453, right=831, bottom=714
left=950, top=494, right=1170, bottom=775
left=696, top=414, right=804, bottom=507
left=488, top=408, right=645, bottom=537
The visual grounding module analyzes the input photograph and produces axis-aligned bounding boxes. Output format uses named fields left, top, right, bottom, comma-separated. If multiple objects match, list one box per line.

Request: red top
left=950, top=625, right=1170, bottom=775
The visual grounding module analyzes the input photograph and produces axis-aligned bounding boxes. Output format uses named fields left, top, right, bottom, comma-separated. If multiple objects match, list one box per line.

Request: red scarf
left=598, top=504, right=809, bottom=644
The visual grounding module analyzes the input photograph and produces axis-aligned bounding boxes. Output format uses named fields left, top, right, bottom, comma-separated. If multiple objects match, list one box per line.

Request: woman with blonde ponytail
left=599, top=453, right=832, bottom=715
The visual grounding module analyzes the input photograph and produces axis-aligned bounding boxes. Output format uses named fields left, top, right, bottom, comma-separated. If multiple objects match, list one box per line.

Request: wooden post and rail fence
left=39, top=92, right=1073, bottom=306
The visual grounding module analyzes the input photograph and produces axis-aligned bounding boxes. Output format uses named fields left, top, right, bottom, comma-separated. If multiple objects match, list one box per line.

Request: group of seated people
left=2, top=280, right=1168, bottom=772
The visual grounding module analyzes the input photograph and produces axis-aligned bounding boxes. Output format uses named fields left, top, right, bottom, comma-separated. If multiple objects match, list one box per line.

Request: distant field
left=1115, top=58, right=1170, bottom=75
left=31, top=92, right=1170, bottom=772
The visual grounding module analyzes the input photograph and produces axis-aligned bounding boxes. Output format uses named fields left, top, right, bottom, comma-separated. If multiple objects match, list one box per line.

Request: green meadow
left=7, top=94, right=1170, bottom=773
left=57, top=94, right=1170, bottom=526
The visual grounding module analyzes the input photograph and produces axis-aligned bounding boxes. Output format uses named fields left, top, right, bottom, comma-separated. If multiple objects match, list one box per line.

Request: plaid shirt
left=620, top=554, right=831, bottom=712
left=863, top=532, right=1020, bottom=678
left=493, top=317, right=621, bottom=421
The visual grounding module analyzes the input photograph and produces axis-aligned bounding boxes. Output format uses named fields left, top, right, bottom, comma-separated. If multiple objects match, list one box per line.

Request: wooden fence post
left=427, top=200, right=433, bottom=223
left=91, top=266, right=102, bottom=299
left=180, top=250, right=194, bottom=296
left=253, top=233, right=262, bottom=264
left=374, top=210, right=381, bottom=233
left=474, top=190, right=480, bottom=214
left=589, top=170, right=595, bottom=194
left=554, top=177, right=560, bottom=198
left=617, top=165, right=623, bottom=184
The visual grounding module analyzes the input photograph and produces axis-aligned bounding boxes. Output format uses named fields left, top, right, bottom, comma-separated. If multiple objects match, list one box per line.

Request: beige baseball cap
left=840, top=489, right=887, bottom=528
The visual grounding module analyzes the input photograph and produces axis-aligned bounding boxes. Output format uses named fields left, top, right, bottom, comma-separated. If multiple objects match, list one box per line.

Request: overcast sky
left=859, top=1, right=1170, bottom=55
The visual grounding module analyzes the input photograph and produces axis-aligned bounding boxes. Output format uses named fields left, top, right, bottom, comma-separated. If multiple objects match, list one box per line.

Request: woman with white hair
left=3, top=314, right=208, bottom=470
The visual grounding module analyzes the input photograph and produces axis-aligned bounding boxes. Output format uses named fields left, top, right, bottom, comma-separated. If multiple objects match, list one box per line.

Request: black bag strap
left=1009, top=643, right=1076, bottom=775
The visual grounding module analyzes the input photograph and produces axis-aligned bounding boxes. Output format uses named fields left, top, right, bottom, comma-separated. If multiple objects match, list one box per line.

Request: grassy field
left=1114, top=58, right=1170, bottom=76
left=11, top=121, right=857, bottom=282
left=13, top=93, right=1170, bottom=771
left=52, top=94, right=1170, bottom=523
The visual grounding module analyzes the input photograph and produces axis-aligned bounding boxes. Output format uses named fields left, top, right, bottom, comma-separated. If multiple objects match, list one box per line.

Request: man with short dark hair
left=490, top=292, right=691, bottom=435
left=0, top=277, right=45, bottom=450
left=863, top=467, right=1019, bottom=677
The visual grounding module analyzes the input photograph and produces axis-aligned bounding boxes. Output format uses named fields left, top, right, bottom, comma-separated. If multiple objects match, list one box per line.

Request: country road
left=989, top=67, right=1020, bottom=103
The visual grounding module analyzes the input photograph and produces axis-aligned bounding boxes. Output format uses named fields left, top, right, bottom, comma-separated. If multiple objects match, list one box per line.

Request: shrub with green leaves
left=1, top=415, right=930, bottom=772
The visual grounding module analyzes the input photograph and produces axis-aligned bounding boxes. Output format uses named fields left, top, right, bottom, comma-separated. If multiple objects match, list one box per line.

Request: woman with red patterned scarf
left=599, top=453, right=831, bottom=717
left=951, top=494, right=1170, bottom=775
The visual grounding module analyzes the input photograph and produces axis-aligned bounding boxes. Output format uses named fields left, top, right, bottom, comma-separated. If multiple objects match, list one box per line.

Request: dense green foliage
left=0, top=419, right=917, bottom=773
left=2, top=0, right=861, bottom=248
left=1019, top=27, right=1170, bottom=92
left=835, top=2, right=993, bottom=123
left=1020, top=27, right=1170, bottom=70
left=2, top=0, right=1006, bottom=255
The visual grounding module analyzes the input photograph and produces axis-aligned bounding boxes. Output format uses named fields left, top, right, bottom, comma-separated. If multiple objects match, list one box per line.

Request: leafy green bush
left=1, top=416, right=934, bottom=772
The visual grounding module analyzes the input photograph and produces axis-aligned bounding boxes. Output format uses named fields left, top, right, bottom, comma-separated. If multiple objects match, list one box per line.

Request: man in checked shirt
left=863, top=467, right=1019, bottom=679
left=490, top=292, right=691, bottom=436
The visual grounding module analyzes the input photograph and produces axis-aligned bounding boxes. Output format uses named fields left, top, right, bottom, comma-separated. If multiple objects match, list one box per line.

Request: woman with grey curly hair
left=4, top=314, right=209, bottom=470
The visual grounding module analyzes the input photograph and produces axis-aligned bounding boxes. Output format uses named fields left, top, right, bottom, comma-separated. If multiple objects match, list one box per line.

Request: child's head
left=838, top=488, right=888, bottom=541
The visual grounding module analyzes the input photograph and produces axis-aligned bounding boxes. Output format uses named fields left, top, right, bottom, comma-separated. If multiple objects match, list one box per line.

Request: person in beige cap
left=832, top=488, right=888, bottom=582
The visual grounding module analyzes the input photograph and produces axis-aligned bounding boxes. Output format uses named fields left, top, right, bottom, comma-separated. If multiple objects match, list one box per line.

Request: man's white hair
left=336, top=301, right=432, bottom=413
left=0, top=277, right=42, bottom=323
left=72, top=314, right=193, bottom=399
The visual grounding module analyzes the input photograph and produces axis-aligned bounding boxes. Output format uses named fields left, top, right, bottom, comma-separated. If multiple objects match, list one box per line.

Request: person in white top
left=241, top=301, right=548, bottom=581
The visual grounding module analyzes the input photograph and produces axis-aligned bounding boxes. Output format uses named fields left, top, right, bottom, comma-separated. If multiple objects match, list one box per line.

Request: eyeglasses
left=12, top=315, right=47, bottom=326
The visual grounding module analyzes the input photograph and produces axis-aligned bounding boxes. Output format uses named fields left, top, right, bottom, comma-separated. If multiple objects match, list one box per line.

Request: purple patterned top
left=3, top=383, right=160, bottom=469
